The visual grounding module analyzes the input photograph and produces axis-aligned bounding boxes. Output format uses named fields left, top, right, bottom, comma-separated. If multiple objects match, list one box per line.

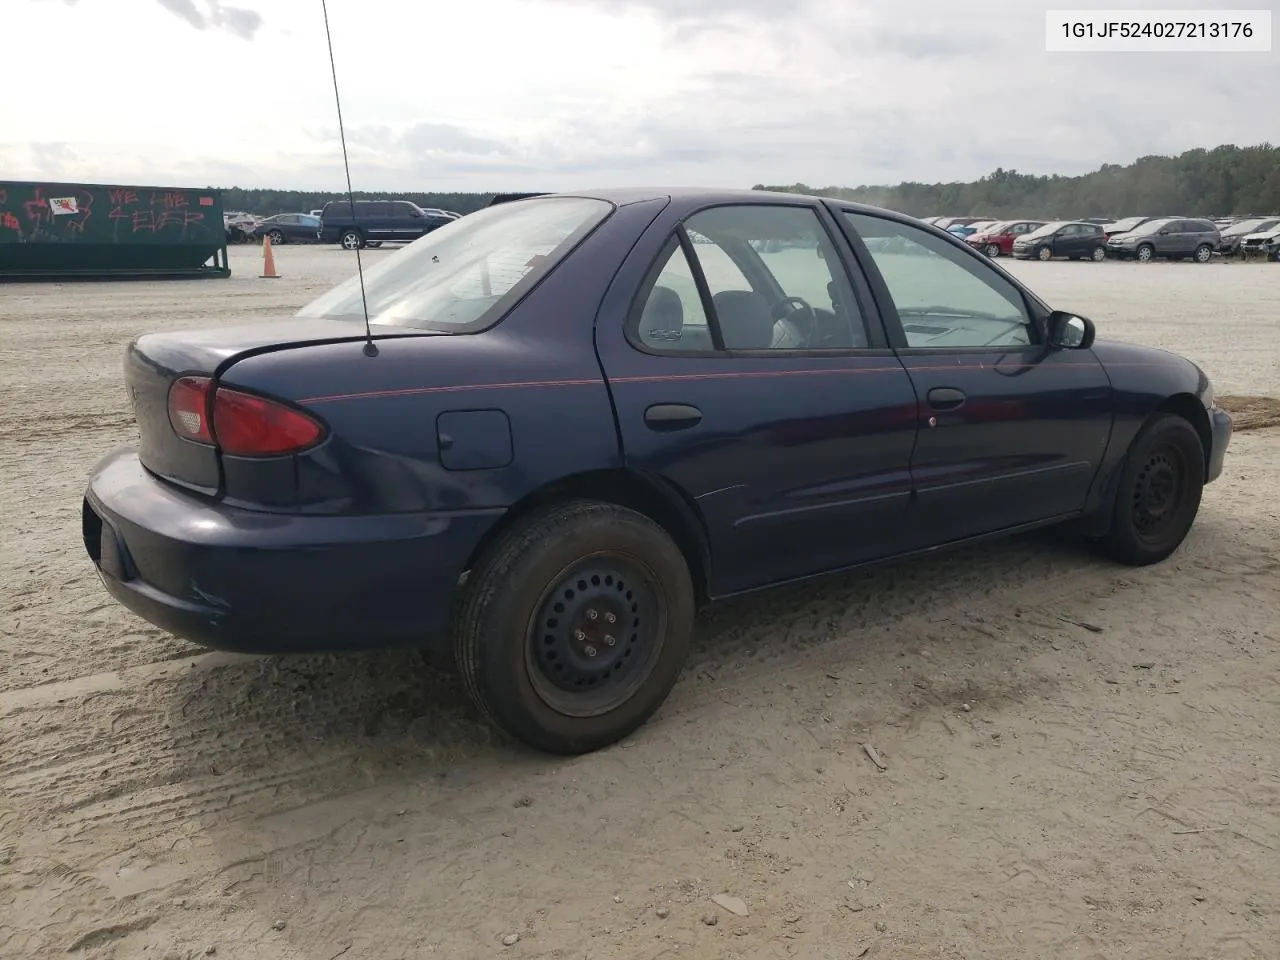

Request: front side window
left=841, top=211, right=1035, bottom=349
left=634, top=204, right=868, bottom=352
left=297, top=196, right=612, bottom=332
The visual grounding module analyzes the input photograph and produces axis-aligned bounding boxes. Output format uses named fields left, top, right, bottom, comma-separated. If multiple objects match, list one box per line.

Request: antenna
left=320, top=0, right=377, bottom=357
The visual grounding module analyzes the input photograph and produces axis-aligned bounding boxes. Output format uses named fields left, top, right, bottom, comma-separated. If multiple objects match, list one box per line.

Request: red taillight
left=167, top=376, right=325, bottom=457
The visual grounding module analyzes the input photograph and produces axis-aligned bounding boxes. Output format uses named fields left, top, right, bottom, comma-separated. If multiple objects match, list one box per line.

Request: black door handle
left=644, top=403, right=702, bottom=430
left=927, top=387, right=966, bottom=410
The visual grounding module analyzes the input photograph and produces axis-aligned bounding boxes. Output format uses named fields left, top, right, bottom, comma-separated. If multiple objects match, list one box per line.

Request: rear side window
left=297, top=196, right=612, bottom=333
left=633, top=204, right=870, bottom=353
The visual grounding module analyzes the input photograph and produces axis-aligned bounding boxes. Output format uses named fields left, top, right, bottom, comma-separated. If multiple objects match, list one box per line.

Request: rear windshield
left=297, top=197, right=613, bottom=332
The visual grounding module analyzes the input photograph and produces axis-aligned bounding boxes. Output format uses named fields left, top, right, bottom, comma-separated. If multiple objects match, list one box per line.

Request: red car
left=966, top=220, right=1046, bottom=258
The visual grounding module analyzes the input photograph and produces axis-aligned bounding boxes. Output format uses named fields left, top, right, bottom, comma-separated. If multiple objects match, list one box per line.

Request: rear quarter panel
left=217, top=196, right=671, bottom=515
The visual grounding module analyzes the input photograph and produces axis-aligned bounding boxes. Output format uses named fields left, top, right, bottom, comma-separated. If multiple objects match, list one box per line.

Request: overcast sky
left=5, top=0, right=1276, bottom=192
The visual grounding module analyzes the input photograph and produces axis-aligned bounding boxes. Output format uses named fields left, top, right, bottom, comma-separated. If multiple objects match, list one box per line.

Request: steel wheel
left=454, top=500, right=695, bottom=754
left=1037, top=246, right=1053, bottom=261
left=985, top=243, right=1001, bottom=257
left=1130, top=445, right=1187, bottom=546
left=525, top=558, right=664, bottom=718
left=1136, top=244, right=1154, bottom=263
left=1093, top=413, right=1205, bottom=567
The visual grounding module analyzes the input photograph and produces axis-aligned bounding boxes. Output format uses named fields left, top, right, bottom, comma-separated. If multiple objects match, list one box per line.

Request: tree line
left=212, top=142, right=1280, bottom=220
left=754, top=143, right=1280, bottom=219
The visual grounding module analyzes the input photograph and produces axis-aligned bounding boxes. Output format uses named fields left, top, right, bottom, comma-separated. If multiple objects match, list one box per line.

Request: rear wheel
left=340, top=229, right=364, bottom=250
left=1094, top=413, right=1205, bottom=566
left=1194, top=243, right=1213, bottom=263
left=454, top=500, right=696, bottom=755
left=1091, top=245, right=1106, bottom=261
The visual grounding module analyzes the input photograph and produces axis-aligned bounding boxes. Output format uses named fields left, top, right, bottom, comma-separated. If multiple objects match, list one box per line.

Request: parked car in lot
left=1106, top=218, right=1220, bottom=263
left=1101, top=216, right=1156, bottom=241
left=1217, top=217, right=1280, bottom=255
left=1012, top=221, right=1108, bottom=261
left=946, top=220, right=999, bottom=239
left=253, top=213, right=322, bottom=245
left=1239, top=223, right=1280, bottom=260
left=318, top=199, right=455, bottom=250
left=966, top=219, right=1046, bottom=257
left=81, top=188, right=1233, bottom=755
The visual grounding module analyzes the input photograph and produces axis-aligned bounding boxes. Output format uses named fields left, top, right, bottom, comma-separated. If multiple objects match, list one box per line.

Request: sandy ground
left=2, top=245, right=1279, bottom=959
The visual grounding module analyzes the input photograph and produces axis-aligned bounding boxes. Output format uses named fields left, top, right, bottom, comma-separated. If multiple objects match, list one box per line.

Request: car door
left=593, top=198, right=920, bottom=597
left=273, top=214, right=299, bottom=240
left=834, top=208, right=1113, bottom=548
left=1064, top=224, right=1089, bottom=257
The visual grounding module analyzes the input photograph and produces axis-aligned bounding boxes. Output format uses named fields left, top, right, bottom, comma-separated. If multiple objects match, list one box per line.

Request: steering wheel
left=772, top=295, right=815, bottom=323
left=771, top=296, right=817, bottom=348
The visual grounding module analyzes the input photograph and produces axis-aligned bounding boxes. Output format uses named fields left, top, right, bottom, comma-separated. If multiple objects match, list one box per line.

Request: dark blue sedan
left=82, top=189, right=1233, bottom=754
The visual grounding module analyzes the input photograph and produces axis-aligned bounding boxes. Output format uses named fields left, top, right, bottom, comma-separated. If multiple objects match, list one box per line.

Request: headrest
left=639, top=285, right=683, bottom=342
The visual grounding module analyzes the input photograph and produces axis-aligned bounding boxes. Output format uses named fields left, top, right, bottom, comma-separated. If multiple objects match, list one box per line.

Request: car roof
left=514, top=187, right=927, bottom=223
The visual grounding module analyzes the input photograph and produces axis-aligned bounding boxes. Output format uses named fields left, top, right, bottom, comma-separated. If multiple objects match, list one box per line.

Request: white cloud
left=7, top=0, right=1278, bottom=191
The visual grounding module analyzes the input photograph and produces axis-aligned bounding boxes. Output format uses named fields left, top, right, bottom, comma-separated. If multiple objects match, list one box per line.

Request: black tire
left=340, top=229, right=364, bottom=250
left=1095, top=413, right=1205, bottom=566
left=1091, top=245, right=1106, bottom=262
left=454, top=500, right=695, bottom=755
left=1194, top=243, right=1212, bottom=263
left=1136, top=243, right=1155, bottom=263
left=365, top=241, right=383, bottom=248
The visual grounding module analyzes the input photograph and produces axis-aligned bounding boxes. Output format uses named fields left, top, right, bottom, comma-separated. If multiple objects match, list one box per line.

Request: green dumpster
left=0, top=180, right=231, bottom=280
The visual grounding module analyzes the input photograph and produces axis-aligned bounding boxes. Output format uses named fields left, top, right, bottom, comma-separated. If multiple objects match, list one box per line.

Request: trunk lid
left=125, top=318, right=423, bottom=494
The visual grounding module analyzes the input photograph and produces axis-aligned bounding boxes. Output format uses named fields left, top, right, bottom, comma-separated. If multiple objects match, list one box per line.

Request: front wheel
left=1094, top=413, right=1205, bottom=566
left=1194, top=243, right=1212, bottom=263
left=1136, top=243, right=1155, bottom=263
left=1091, top=245, right=1106, bottom=262
left=1037, top=245, right=1053, bottom=261
left=985, top=243, right=1001, bottom=258
left=454, top=500, right=695, bottom=755
left=267, top=229, right=285, bottom=245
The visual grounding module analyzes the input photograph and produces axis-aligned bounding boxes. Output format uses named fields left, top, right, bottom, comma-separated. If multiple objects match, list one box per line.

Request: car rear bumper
left=82, top=447, right=505, bottom=654
left=1207, top=405, right=1232, bottom=483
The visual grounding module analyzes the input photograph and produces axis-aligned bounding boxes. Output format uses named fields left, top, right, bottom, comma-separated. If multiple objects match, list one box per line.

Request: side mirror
left=1048, top=310, right=1095, bottom=350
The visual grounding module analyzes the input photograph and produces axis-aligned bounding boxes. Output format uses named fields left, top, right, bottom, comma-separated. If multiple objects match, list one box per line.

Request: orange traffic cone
left=261, top=234, right=280, bottom=278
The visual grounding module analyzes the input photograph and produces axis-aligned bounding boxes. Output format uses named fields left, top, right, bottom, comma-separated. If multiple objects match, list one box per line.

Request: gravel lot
left=2, top=244, right=1279, bottom=959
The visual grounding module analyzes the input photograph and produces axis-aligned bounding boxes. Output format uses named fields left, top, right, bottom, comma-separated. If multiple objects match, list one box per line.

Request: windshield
left=296, top=197, right=612, bottom=332
left=1108, top=216, right=1147, bottom=232
left=1024, top=221, right=1066, bottom=240
left=1133, top=218, right=1174, bottom=235
left=1227, top=217, right=1277, bottom=235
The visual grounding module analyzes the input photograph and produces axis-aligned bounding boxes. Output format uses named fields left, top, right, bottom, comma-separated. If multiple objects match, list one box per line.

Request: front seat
left=712, top=290, right=775, bottom=350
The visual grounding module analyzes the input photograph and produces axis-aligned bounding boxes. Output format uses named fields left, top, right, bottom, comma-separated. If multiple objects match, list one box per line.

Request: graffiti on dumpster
left=0, top=184, right=215, bottom=243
